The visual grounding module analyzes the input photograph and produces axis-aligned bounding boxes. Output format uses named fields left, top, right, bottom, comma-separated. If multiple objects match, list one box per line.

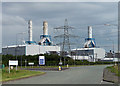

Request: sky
left=2, top=2, right=118, bottom=52
left=2, top=0, right=120, bottom=2
left=0, top=2, right=2, bottom=53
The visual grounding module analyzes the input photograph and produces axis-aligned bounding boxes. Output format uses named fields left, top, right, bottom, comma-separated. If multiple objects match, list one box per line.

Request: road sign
left=9, top=60, right=18, bottom=66
left=28, top=62, right=34, bottom=65
left=9, top=60, right=18, bottom=73
left=39, top=56, right=45, bottom=65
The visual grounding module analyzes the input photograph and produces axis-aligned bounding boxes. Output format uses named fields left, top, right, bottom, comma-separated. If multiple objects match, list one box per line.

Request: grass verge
left=0, top=69, right=2, bottom=83
left=1, top=68, right=45, bottom=82
left=20, top=64, right=110, bottom=69
left=107, top=65, right=120, bottom=76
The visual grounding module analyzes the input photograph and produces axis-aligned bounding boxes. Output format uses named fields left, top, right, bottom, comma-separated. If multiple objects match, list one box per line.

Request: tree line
left=2, top=54, right=115, bottom=66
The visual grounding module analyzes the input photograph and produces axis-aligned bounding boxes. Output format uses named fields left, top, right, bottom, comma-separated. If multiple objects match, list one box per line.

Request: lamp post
left=105, top=24, right=120, bottom=81
left=74, top=48, right=77, bottom=65
left=16, top=32, right=26, bottom=68
left=104, top=24, right=118, bottom=64
left=87, top=53, right=90, bottom=64
left=16, top=34, right=18, bottom=60
left=106, top=38, right=114, bottom=53
left=106, top=38, right=115, bottom=63
left=25, top=59, right=27, bottom=68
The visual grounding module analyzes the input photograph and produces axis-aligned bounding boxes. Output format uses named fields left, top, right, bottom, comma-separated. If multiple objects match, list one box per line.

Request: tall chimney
left=28, top=20, right=32, bottom=41
left=43, top=21, right=48, bottom=35
left=88, top=26, right=92, bottom=38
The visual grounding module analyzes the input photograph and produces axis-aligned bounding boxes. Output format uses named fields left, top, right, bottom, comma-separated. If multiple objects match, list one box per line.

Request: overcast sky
left=0, top=3, right=2, bottom=53
left=2, top=0, right=120, bottom=2
left=2, top=2, right=118, bottom=52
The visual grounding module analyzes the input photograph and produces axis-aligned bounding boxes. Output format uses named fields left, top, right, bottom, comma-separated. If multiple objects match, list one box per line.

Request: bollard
left=59, top=66, right=61, bottom=71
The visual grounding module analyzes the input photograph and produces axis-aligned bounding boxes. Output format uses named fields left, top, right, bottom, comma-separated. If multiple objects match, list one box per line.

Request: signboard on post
left=9, top=60, right=18, bottom=73
left=28, top=62, right=34, bottom=67
left=28, top=62, right=34, bottom=65
left=39, top=56, right=45, bottom=65
left=9, top=60, right=18, bottom=66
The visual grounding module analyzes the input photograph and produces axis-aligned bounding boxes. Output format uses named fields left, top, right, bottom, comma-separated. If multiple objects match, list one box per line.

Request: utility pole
left=54, top=19, right=77, bottom=65
left=25, top=59, right=27, bottom=68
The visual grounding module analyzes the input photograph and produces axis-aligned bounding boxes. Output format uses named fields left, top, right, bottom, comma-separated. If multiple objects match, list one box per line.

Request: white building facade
left=2, top=45, right=60, bottom=56
left=71, top=48, right=105, bottom=62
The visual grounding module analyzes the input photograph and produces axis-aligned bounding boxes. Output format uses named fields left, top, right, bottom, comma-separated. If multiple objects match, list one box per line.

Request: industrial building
left=2, top=20, right=60, bottom=56
left=71, top=48, right=105, bottom=62
left=2, top=45, right=60, bottom=56
left=2, top=19, right=111, bottom=62
left=71, top=26, right=105, bottom=62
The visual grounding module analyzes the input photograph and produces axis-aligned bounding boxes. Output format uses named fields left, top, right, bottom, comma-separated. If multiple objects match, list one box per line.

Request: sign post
left=39, top=56, right=45, bottom=65
left=25, top=60, right=27, bottom=68
left=9, top=60, right=18, bottom=73
left=28, top=62, right=34, bottom=67
left=9, top=65, right=10, bottom=74
left=16, top=65, right=17, bottom=71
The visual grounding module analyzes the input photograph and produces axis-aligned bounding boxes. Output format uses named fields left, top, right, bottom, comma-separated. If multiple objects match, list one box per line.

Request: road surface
left=4, top=65, right=113, bottom=84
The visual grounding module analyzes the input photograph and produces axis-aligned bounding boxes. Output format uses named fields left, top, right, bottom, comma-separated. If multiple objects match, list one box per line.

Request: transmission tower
left=54, top=19, right=76, bottom=57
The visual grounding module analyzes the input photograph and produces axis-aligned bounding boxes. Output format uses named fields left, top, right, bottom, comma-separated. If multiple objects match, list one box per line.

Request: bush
left=2, top=54, right=116, bottom=66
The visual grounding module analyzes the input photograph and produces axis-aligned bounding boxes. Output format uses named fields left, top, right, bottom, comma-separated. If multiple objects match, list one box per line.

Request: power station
left=38, top=21, right=52, bottom=45
left=71, top=26, right=105, bottom=62
left=2, top=20, right=60, bottom=56
left=2, top=20, right=109, bottom=62
left=26, top=20, right=36, bottom=45
left=84, top=26, right=96, bottom=48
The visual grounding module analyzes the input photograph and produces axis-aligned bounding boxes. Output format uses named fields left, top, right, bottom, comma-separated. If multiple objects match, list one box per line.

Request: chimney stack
left=88, top=26, right=92, bottom=38
left=43, top=21, right=48, bottom=35
left=28, top=20, right=32, bottom=41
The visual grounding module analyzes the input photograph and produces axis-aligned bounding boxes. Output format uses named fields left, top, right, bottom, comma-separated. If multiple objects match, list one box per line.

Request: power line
left=54, top=19, right=77, bottom=57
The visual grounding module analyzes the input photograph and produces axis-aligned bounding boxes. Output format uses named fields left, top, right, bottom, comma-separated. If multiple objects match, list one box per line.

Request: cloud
left=2, top=2, right=118, bottom=51
left=2, top=0, right=120, bottom=2
left=3, top=14, right=26, bottom=26
left=2, top=14, right=27, bottom=46
left=0, top=3, right=2, bottom=53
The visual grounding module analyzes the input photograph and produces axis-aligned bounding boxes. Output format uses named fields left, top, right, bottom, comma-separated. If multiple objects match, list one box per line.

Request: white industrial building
left=71, top=26, right=105, bottom=62
left=2, top=20, right=107, bottom=63
left=2, top=20, right=60, bottom=56
left=2, top=45, right=60, bottom=56
left=71, top=48, right=105, bottom=62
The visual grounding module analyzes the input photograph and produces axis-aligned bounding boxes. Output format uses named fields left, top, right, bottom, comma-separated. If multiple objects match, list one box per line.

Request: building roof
left=2, top=45, right=26, bottom=48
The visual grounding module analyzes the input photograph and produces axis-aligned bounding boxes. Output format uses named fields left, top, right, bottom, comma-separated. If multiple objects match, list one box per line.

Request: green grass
left=107, top=65, right=120, bottom=76
left=21, top=64, right=110, bottom=69
left=12, top=64, right=110, bottom=70
left=22, top=66, right=63, bottom=68
left=18, top=65, right=74, bottom=69
left=1, top=68, right=45, bottom=82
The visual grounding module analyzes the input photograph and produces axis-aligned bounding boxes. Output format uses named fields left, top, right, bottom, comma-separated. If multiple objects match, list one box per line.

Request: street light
left=16, top=32, right=26, bottom=54
left=25, top=59, right=27, bottom=68
left=104, top=24, right=118, bottom=26
left=16, top=32, right=26, bottom=68
left=74, top=48, right=78, bottom=65
left=106, top=38, right=114, bottom=52
left=106, top=38, right=115, bottom=62
left=104, top=24, right=119, bottom=64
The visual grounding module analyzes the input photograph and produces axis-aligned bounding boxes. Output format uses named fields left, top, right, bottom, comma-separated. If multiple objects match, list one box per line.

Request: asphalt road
left=4, top=65, right=114, bottom=84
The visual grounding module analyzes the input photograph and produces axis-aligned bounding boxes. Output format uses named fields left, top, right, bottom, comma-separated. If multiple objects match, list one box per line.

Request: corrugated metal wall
left=26, top=45, right=60, bottom=55
left=2, top=46, right=26, bottom=56
left=2, top=45, right=60, bottom=56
